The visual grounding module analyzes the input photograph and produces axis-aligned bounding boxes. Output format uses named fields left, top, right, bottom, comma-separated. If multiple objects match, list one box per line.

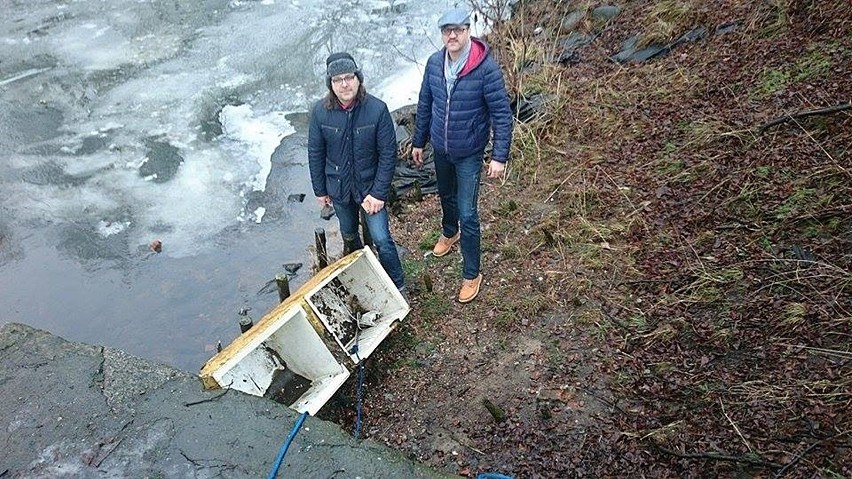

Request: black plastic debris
left=790, top=245, right=816, bottom=263
left=320, top=204, right=335, bottom=220
left=389, top=105, right=438, bottom=198
left=287, top=193, right=306, bottom=203
left=715, top=21, right=739, bottom=35
left=283, top=262, right=302, bottom=274
left=512, top=94, right=554, bottom=123
left=558, top=50, right=582, bottom=66
left=612, top=26, right=708, bottom=63
left=392, top=159, right=437, bottom=198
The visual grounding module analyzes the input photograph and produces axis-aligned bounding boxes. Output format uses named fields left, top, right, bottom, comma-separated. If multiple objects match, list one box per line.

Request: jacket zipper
left=443, top=56, right=468, bottom=153
left=444, top=75, right=457, bottom=153
left=444, top=96, right=451, bottom=153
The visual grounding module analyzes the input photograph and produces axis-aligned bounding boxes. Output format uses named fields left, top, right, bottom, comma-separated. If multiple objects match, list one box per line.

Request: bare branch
left=759, top=102, right=852, bottom=133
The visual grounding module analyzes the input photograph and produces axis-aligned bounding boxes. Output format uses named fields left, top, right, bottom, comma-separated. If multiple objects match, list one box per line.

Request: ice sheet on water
left=50, top=20, right=182, bottom=72
left=0, top=0, right=453, bottom=262
left=219, top=104, right=296, bottom=194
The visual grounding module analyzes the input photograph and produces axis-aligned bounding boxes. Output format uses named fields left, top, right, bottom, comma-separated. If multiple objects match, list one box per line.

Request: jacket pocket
left=354, top=123, right=376, bottom=134
left=354, top=123, right=377, bottom=159
left=354, top=123, right=376, bottom=144
left=321, top=124, right=342, bottom=141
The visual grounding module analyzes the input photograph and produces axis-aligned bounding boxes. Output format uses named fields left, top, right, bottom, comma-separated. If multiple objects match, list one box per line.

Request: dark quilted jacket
left=308, top=93, right=397, bottom=203
left=412, top=37, right=513, bottom=162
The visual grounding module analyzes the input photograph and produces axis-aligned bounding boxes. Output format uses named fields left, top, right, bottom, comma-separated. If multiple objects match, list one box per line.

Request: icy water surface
left=0, top=0, right=458, bottom=371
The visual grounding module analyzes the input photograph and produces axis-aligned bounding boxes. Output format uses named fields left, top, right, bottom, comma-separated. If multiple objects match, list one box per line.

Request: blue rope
left=351, top=343, right=365, bottom=440
left=349, top=312, right=366, bottom=441
left=477, top=474, right=514, bottom=479
left=267, top=411, right=309, bottom=479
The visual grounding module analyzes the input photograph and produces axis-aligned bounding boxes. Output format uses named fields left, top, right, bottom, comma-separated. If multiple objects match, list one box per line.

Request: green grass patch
left=495, top=198, right=519, bottom=217
left=683, top=267, right=745, bottom=304
left=751, top=0, right=790, bottom=37
left=793, top=50, right=832, bottom=82
left=755, top=67, right=790, bottom=98
left=402, top=258, right=425, bottom=280
left=652, top=361, right=675, bottom=375
left=495, top=310, right=516, bottom=328
left=499, top=244, right=522, bottom=259
left=419, top=293, right=452, bottom=322
left=775, top=188, right=817, bottom=219
left=755, top=165, right=772, bottom=178
left=628, top=314, right=649, bottom=332
left=726, top=184, right=764, bottom=220
left=494, top=293, right=551, bottom=328
left=753, top=46, right=835, bottom=98
left=656, top=158, right=685, bottom=176
left=419, top=230, right=440, bottom=251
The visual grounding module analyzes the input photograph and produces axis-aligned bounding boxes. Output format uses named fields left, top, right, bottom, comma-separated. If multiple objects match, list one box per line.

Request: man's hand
left=316, top=195, right=332, bottom=207
left=361, top=195, right=385, bottom=215
left=411, top=147, right=424, bottom=167
left=487, top=160, right=506, bottom=179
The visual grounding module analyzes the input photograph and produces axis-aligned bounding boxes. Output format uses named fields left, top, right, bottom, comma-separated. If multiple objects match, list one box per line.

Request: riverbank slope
left=358, top=1, right=851, bottom=477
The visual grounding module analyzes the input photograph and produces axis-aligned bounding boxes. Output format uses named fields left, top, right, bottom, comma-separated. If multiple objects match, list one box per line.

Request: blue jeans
left=333, top=199, right=405, bottom=290
left=434, top=151, right=482, bottom=280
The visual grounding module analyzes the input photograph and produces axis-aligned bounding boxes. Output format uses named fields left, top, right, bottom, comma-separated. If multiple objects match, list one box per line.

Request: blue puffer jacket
left=412, top=37, right=513, bottom=162
left=308, top=93, right=398, bottom=203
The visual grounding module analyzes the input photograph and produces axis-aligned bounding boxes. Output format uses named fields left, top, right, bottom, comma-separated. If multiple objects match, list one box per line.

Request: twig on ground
left=184, top=389, right=229, bottom=407
left=651, top=441, right=783, bottom=469
left=543, top=170, right=578, bottom=203
left=94, top=419, right=134, bottom=468
left=758, top=102, right=852, bottom=133
left=720, top=398, right=753, bottom=452
left=777, top=343, right=852, bottom=360
left=93, top=437, right=124, bottom=468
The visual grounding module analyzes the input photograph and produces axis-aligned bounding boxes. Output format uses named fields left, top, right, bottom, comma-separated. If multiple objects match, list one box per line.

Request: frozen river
left=0, top=0, right=457, bottom=371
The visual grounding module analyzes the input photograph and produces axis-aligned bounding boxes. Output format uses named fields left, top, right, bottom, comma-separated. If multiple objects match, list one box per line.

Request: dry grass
left=639, top=0, right=697, bottom=47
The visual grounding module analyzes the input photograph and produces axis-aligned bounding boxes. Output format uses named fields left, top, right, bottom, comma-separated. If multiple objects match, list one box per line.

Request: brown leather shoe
left=432, top=232, right=460, bottom=257
left=458, top=274, right=482, bottom=303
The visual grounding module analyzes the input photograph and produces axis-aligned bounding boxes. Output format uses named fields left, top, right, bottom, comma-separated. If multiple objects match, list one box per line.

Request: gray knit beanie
left=326, top=52, right=358, bottom=78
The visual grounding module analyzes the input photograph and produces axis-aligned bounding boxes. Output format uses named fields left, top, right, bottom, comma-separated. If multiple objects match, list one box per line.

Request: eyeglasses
left=331, top=74, right=357, bottom=85
left=441, top=25, right=468, bottom=36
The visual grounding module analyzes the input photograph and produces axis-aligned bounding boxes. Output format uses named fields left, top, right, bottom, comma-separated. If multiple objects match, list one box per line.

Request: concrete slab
left=0, top=323, right=456, bottom=479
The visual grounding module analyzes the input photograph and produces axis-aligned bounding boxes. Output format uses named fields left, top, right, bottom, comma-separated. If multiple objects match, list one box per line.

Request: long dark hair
left=323, top=84, right=367, bottom=110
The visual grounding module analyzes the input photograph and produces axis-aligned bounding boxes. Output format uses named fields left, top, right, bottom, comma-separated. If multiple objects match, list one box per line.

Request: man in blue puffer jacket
left=308, top=52, right=405, bottom=293
left=411, top=8, right=513, bottom=303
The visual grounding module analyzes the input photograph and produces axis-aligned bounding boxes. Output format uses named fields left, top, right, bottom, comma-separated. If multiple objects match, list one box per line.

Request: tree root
left=759, top=102, right=852, bottom=133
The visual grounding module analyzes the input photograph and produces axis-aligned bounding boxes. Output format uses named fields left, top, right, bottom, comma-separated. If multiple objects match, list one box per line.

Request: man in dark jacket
left=308, top=52, right=405, bottom=292
left=411, top=8, right=513, bottom=303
